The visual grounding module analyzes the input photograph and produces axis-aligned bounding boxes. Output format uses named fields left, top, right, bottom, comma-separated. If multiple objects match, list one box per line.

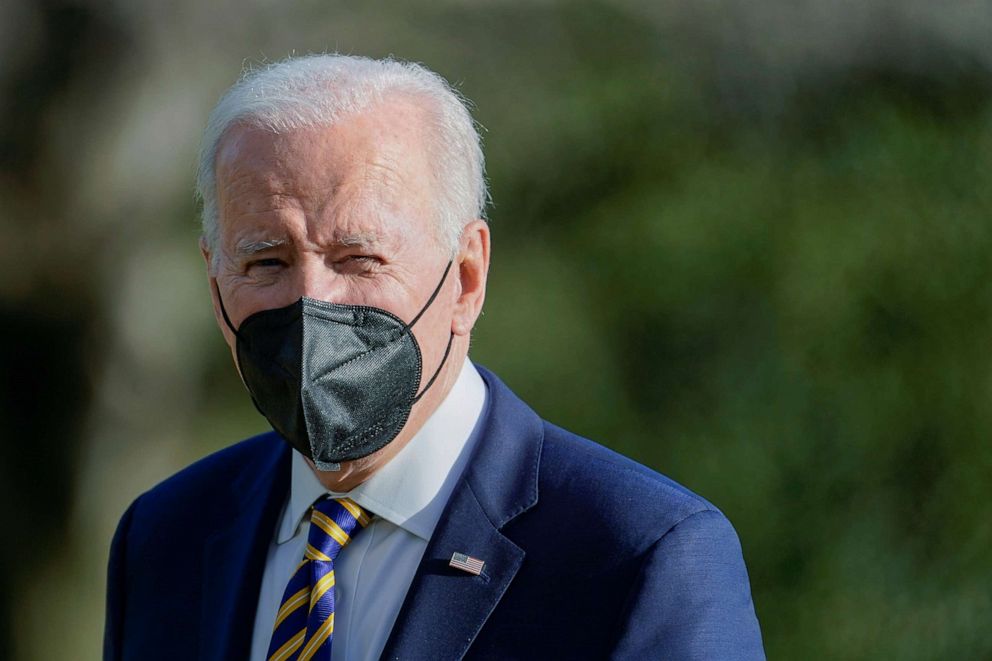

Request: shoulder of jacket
left=537, top=421, right=722, bottom=538
left=131, top=430, right=284, bottom=516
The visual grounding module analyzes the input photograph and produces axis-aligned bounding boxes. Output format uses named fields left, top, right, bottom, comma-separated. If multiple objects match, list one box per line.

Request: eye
left=246, top=257, right=286, bottom=271
left=336, top=253, right=381, bottom=265
left=332, top=253, right=383, bottom=275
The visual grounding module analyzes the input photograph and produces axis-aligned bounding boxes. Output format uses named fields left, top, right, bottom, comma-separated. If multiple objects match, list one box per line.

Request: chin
left=306, top=450, right=384, bottom=490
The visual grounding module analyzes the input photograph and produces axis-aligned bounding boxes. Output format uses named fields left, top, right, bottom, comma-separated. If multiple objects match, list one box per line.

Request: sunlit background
left=2, top=1, right=992, bottom=659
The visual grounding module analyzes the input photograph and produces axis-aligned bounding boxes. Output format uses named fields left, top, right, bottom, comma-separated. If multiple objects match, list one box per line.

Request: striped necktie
left=266, top=496, right=371, bottom=661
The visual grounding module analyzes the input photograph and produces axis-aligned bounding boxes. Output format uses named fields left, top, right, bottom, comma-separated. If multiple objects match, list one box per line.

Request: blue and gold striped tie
left=266, top=497, right=371, bottom=661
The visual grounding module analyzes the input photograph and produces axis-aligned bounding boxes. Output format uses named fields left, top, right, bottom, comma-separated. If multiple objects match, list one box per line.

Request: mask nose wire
left=216, top=260, right=452, bottom=338
left=215, top=261, right=454, bottom=403
left=213, top=282, right=242, bottom=339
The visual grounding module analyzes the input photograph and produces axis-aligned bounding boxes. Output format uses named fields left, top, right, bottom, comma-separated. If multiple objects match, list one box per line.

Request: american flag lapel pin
left=449, top=552, right=485, bottom=576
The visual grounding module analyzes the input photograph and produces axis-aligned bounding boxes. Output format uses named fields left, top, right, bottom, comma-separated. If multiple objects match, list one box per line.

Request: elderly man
left=105, top=55, right=764, bottom=660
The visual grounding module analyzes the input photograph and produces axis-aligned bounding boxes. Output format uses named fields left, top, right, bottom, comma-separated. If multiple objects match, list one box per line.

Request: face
left=202, top=98, right=490, bottom=489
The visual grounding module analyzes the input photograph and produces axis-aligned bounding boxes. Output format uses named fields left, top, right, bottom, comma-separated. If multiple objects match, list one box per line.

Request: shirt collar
left=277, top=358, right=488, bottom=543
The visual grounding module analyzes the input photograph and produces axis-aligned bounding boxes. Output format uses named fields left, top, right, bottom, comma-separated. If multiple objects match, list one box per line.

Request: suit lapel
left=381, top=366, right=544, bottom=660
left=200, top=437, right=290, bottom=661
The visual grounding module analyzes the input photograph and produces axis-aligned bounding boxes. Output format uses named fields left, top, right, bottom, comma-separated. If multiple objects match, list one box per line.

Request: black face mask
left=217, top=262, right=454, bottom=471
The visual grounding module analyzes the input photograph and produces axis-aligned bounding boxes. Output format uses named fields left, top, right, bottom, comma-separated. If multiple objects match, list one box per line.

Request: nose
left=293, top=254, right=344, bottom=304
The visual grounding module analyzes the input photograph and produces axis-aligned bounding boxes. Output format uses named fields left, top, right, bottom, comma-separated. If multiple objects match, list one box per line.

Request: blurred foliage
left=2, top=1, right=991, bottom=659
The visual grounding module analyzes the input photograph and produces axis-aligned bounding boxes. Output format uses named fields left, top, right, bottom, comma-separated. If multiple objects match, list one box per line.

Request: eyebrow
left=232, top=233, right=384, bottom=257
left=336, top=232, right=383, bottom=249
left=235, top=239, right=288, bottom=256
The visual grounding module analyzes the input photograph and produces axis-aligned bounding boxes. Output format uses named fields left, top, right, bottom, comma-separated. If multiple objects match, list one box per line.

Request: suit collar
left=460, top=365, right=542, bottom=527
left=195, top=366, right=543, bottom=660
left=200, top=435, right=290, bottom=661
left=381, top=365, right=543, bottom=659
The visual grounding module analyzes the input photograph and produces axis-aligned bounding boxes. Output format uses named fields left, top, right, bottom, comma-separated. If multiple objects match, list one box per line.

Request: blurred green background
left=2, top=1, right=991, bottom=659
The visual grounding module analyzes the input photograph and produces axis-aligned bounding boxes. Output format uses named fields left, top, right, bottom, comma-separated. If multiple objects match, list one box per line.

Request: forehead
left=214, top=99, right=437, bottom=248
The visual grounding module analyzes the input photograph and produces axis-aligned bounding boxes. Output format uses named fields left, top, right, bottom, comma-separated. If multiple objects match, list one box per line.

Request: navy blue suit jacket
left=105, top=366, right=764, bottom=659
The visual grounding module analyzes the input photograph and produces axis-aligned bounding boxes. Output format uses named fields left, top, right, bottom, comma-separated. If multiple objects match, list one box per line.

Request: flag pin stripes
left=449, top=552, right=485, bottom=576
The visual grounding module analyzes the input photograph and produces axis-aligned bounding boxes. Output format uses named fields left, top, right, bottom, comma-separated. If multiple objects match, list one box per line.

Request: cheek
left=227, top=341, right=240, bottom=371
left=210, top=296, right=241, bottom=358
left=410, top=285, right=457, bottom=352
left=212, top=285, right=244, bottom=336
left=217, top=274, right=296, bottom=325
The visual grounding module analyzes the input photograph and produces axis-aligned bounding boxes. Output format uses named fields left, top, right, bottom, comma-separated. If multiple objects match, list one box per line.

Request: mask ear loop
left=213, top=283, right=302, bottom=459
left=214, top=282, right=242, bottom=339
left=407, top=260, right=455, bottom=404
left=404, top=260, right=453, bottom=331
left=412, top=332, right=454, bottom=404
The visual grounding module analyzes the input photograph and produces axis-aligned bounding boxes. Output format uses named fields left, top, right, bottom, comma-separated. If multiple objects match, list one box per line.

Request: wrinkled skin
left=201, top=96, right=490, bottom=491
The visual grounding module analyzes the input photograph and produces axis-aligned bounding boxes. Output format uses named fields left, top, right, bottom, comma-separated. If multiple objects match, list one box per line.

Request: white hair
left=196, top=54, right=488, bottom=257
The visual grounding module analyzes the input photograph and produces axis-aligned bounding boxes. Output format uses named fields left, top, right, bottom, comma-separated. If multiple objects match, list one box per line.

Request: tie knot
left=305, top=497, right=371, bottom=562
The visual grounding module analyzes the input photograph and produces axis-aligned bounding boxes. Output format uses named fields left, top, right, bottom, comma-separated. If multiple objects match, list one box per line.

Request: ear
left=199, top=235, right=214, bottom=274
left=451, top=220, right=491, bottom=336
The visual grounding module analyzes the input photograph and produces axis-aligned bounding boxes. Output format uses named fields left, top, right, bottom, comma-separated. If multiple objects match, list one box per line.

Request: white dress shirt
left=249, top=360, right=488, bottom=661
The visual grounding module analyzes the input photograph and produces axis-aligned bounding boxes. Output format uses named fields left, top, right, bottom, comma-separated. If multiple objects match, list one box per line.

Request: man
left=105, top=55, right=764, bottom=660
